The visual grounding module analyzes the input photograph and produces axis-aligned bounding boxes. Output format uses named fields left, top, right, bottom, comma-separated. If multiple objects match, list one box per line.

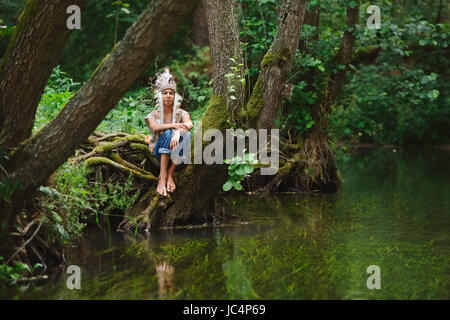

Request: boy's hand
left=170, top=131, right=181, bottom=150
left=172, top=123, right=190, bottom=131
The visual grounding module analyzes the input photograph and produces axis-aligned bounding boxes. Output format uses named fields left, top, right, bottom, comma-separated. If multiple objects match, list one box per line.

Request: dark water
left=3, top=147, right=450, bottom=299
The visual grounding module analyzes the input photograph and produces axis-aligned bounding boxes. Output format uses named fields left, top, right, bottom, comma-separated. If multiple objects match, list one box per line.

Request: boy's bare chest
left=163, top=113, right=173, bottom=124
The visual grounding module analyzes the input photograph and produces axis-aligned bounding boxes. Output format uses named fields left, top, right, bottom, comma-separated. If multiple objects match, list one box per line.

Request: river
left=3, top=147, right=449, bottom=299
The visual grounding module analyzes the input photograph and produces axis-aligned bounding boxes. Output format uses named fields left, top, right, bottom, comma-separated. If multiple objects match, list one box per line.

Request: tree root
left=251, top=132, right=341, bottom=194
left=117, top=190, right=174, bottom=232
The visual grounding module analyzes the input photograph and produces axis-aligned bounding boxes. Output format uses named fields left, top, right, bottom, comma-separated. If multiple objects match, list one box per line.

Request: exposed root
left=117, top=190, right=174, bottom=232
left=251, top=132, right=341, bottom=194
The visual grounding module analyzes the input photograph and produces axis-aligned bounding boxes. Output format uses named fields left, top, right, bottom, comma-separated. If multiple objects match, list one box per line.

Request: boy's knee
left=161, top=129, right=173, bottom=138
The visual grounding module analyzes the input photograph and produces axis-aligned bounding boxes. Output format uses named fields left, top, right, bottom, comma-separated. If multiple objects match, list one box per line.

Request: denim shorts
left=152, top=129, right=192, bottom=171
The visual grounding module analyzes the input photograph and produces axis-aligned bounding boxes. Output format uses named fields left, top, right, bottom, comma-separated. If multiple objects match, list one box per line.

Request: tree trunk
left=322, top=3, right=359, bottom=116
left=204, top=0, right=245, bottom=120
left=193, top=2, right=209, bottom=48
left=0, top=0, right=89, bottom=150
left=0, top=0, right=200, bottom=247
left=253, top=0, right=308, bottom=130
left=261, top=3, right=360, bottom=194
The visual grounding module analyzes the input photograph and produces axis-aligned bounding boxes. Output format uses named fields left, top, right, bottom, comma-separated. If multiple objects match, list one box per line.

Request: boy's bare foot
left=157, top=176, right=167, bottom=196
left=166, top=175, right=176, bottom=193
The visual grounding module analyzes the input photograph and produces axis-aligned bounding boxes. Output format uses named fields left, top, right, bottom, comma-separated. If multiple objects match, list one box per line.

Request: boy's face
left=162, top=89, right=175, bottom=106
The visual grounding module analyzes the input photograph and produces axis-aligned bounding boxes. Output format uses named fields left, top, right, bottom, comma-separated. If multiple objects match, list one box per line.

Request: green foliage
left=57, top=0, right=149, bottom=81
left=98, top=87, right=151, bottom=133
left=0, top=256, right=43, bottom=287
left=37, top=162, right=140, bottom=243
left=223, top=149, right=258, bottom=192
left=280, top=81, right=316, bottom=134
left=236, top=0, right=279, bottom=92
left=225, top=56, right=246, bottom=105
left=33, top=66, right=80, bottom=133
left=330, top=21, right=449, bottom=144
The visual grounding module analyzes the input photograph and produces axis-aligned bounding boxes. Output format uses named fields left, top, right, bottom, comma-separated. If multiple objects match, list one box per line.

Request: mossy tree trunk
left=0, top=0, right=89, bottom=150
left=0, top=0, right=201, bottom=254
left=237, top=0, right=308, bottom=130
left=262, top=3, right=360, bottom=194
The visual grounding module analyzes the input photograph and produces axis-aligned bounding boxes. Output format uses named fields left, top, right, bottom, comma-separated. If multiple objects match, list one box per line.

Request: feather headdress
left=153, top=67, right=182, bottom=124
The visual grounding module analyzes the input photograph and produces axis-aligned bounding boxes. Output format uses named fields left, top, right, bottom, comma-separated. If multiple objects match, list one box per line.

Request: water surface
left=4, top=147, right=449, bottom=299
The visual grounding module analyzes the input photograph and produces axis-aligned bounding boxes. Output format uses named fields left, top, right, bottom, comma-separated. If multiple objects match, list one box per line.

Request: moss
left=90, top=53, right=110, bottom=79
left=275, top=47, right=291, bottom=67
left=261, top=51, right=274, bottom=69
left=130, top=143, right=151, bottom=157
left=122, top=134, right=146, bottom=143
left=243, top=77, right=264, bottom=123
left=201, top=95, right=229, bottom=132
left=93, top=142, right=113, bottom=154
left=278, top=161, right=292, bottom=175
left=0, top=0, right=41, bottom=74
left=260, top=47, right=291, bottom=70
left=292, top=136, right=304, bottom=149
left=86, top=156, right=157, bottom=182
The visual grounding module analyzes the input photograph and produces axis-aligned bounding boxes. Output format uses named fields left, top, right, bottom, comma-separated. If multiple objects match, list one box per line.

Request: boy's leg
left=153, top=129, right=174, bottom=196
left=157, top=154, right=169, bottom=196
left=167, top=131, right=192, bottom=192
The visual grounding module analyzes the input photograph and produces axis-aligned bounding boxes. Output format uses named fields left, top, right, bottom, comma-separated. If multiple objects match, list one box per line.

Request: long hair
left=155, top=90, right=183, bottom=124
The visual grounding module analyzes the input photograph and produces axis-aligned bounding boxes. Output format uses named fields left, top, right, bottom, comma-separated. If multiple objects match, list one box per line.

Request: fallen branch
left=6, top=218, right=43, bottom=265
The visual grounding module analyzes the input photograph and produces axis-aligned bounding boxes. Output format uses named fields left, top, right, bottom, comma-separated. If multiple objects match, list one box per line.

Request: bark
left=193, top=2, right=209, bottom=48
left=322, top=3, right=359, bottom=116
left=204, top=0, right=245, bottom=120
left=1, top=0, right=200, bottom=238
left=255, top=0, right=308, bottom=130
left=0, top=0, right=89, bottom=150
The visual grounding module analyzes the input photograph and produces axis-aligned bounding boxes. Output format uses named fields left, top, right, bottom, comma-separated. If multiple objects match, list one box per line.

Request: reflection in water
left=156, top=262, right=175, bottom=299
left=2, top=148, right=449, bottom=299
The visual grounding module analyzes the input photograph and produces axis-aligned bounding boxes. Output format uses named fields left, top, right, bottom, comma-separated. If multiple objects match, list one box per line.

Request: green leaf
left=427, top=90, right=439, bottom=100
left=244, top=165, right=254, bottom=174
left=15, top=262, right=31, bottom=273
left=236, top=166, right=246, bottom=176
left=234, top=182, right=243, bottom=191
left=223, top=181, right=233, bottom=192
left=32, top=263, right=43, bottom=272
left=10, top=273, right=20, bottom=280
